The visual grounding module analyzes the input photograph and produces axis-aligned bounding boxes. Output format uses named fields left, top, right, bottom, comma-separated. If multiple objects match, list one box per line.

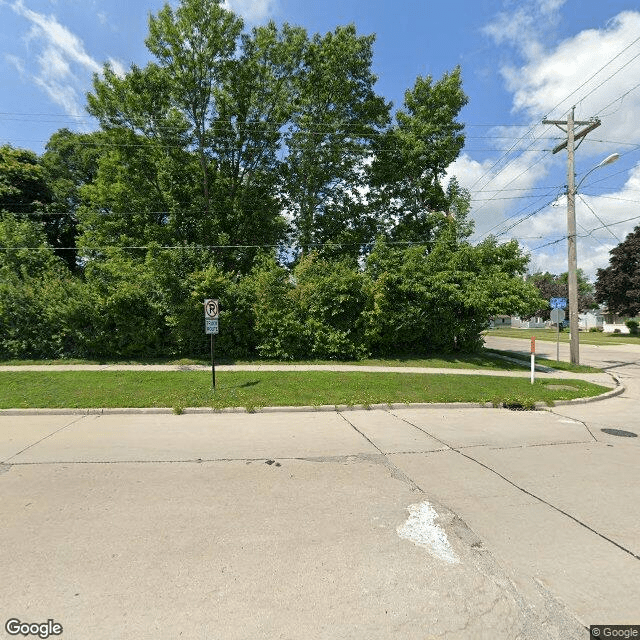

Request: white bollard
left=530, top=337, right=535, bottom=384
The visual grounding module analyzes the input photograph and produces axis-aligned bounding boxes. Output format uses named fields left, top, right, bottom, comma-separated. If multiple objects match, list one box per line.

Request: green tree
left=245, top=252, right=368, bottom=360
left=281, top=24, right=390, bottom=259
left=145, top=0, right=243, bottom=216
left=0, top=145, right=71, bottom=262
left=41, top=129, right=102, bottom=270
left=595, top=225, right=640, bottom=317
left=84, top=4, right=301, bottom=271
left=528, top=270, right=596, bottom=320
left=0, top=215, right=86, bottom=359
left=0, top=145, right=50, bottom=214
left=80, top=251, right=168, bottom=358
left=369, top=68, right=470, bottom=244
left=363, top=231, right=542, bottom=354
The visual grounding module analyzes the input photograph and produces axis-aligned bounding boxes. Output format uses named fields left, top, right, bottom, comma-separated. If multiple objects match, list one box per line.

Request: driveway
left=1, top=340, right=639, bottom=638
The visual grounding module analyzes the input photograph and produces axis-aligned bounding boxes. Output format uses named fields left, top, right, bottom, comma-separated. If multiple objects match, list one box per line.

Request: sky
left=1, top=0, right=640, bottom=281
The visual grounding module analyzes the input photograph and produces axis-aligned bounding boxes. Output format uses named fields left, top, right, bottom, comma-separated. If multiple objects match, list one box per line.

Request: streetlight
left=567, top=151, right=619, bottom=364
left=577, top=153, right=620, bottom=189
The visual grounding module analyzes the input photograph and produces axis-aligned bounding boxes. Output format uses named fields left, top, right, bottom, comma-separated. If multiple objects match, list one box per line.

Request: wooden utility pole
left=543, top=108, right=600, bottom=365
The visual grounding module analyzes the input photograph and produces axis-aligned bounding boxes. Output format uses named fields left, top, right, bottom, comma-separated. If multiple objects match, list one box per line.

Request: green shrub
left=625, top=320, right=639, bottom=335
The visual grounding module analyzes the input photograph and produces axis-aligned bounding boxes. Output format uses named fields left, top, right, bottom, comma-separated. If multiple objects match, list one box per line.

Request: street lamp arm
left=576, top=153, right=620, bottom=191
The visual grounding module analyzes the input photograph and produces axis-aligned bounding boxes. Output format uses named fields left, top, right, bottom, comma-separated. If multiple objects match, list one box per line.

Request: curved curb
left=537, top=373, right=625, bottom=408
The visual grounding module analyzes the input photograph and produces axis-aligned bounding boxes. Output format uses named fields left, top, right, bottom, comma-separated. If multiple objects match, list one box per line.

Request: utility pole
left=543, top=107, right=600, bottom=365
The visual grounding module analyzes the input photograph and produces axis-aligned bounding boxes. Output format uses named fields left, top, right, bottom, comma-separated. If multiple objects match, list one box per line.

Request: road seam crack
left=4, top=415, right=88, bottom=464
left=388, top=410, right=640, bottom=562
left=337, top=412, right=425, bottom=493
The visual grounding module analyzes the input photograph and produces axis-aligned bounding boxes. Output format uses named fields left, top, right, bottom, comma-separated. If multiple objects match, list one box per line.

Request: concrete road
left=1, top=341, right=639, bottom=638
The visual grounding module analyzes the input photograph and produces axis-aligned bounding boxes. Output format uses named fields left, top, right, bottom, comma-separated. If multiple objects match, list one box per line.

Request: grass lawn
left=486, top=327, right=640, bottom=346
left=0, top=370, right=610, bottom=411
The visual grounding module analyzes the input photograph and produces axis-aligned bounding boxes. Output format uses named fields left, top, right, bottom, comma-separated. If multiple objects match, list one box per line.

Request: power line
left=0, top=238, right=433, bottom=252
left=467, top=35, right=640, bottom=214
left=477, top=192, right=562, bottom=240
left=530, top=236, right=566, bottom=251
left=577, top=194, right=621, bottom=242
left=582, top=213, right=640, bottom=234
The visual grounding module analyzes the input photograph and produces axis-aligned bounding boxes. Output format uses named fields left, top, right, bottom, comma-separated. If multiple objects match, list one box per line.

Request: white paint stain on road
left=397, top=501, right=459, bottom=564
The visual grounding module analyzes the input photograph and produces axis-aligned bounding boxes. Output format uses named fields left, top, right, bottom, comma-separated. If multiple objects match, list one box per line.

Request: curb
left=0, top=401, right=497, bottom=417
left=537, top=373, right=625, bottom=408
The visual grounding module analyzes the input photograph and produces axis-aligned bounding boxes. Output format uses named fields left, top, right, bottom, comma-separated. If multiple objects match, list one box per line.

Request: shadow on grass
left=216, top=379, right=261, bottom=391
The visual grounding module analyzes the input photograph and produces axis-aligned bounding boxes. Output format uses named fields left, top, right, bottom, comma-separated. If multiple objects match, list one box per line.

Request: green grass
left=486, top=327, right=640, bottom=346
left=0, top=351, right=527, bottom=370
left=0, top=370, right=609, bottom=410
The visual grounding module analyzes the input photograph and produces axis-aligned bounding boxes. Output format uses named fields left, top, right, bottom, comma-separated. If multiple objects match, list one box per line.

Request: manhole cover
left=601, top=428, right=638, bottom=438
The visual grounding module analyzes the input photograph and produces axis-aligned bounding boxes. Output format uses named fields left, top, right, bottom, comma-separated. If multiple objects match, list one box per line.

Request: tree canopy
left=0, top=0, right=545, bottom=360
left=596, top=225, right=640, bottom=317
left=527, top=270, right=596, bottom=320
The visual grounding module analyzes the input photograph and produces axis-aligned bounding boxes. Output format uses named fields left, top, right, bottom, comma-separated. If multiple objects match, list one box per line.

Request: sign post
left=530, top=337, right=536, bottom=384
left=550, top=298, right=567, bottom=363
left=204, top=299, right=219, bottom=389
left=550, top=308, right=565, bottom=361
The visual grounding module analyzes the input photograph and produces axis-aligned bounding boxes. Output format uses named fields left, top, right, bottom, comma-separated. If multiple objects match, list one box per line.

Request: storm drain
left=601, top=428, right=638, bottom=438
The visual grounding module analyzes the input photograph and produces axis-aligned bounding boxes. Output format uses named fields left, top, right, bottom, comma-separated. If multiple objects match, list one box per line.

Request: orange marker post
left=530, top=337, right=536, bottom=384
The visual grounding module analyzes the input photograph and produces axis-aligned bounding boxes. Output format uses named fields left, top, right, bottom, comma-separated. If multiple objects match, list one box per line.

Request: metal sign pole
left=204, top=298, right=219, bottom=390
left=211, top=334, right=216, bottom=390
left=557, top=322, right=560, bottom=362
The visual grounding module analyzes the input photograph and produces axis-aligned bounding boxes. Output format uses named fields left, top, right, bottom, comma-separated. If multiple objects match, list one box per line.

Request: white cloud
left=477, top=5, right=640, bottom=278
left=14, top=0, right=101, bottom=74
left=5, top=53, right=26, bottom=75
left=483, top=0, right=567, bottom=60
left=517, top=162, right=640, bottom=279
left=447, top=147, right=554, bottom=240
left=491, top=10, right=640, bottom=146
left=107, top=57, right=126, bottom=78
left=223, top=0, right=275, bottom=23
left=7, top=0, right=102, bottom=116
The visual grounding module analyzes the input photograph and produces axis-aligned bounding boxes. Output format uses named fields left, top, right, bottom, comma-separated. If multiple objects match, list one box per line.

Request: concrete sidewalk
left=0, top=361, right=616, bottom=385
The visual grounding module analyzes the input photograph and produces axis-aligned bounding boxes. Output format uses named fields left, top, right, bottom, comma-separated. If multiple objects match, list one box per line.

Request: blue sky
left=1, top=0, right=640, bottom=279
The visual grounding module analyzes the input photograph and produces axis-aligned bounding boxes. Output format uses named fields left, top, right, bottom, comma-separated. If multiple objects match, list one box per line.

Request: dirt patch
left=544, top=384, right=579, bottom=391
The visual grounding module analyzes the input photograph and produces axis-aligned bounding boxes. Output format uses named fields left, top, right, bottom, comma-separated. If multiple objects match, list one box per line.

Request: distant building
left=579, top=310, right=604, bottom=331
left=512, top=316, right=546, bottom=329
left=489, top=315, right=512, bottom=328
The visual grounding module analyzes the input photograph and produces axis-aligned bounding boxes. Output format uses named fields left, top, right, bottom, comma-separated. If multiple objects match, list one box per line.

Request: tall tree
left=281, top=24, right=390, bottom=259
left=84, top=3, right=304, bottom=271
left=596, top=225, right=640, bottom=317
left=0, top=145, right=50, bottom=215
left=369, top=67, right=469, bottom=244
left=145, top=0, right=243, bottom=216
left=41, top=129, right=102, bottom=270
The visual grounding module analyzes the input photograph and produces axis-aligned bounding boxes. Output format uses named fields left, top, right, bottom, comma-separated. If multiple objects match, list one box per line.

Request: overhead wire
left=578, top=193, right=622, bottom=242
left=463, top=32, right=640, bottom=233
